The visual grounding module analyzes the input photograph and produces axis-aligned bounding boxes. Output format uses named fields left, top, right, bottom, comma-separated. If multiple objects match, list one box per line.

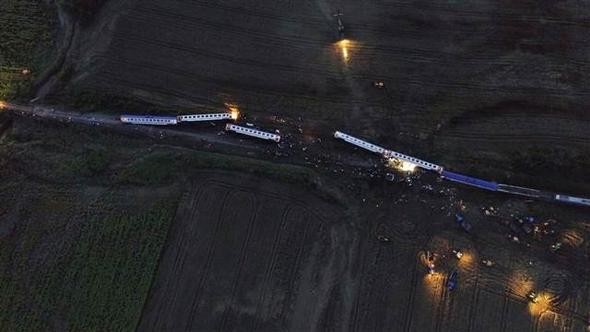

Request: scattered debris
left=377, top=234, right=390, bottom=242
left=481, top=259, right=495, bottom=267
left=373, top=81, right=385, bottom=88
left=482, top=206, right=498, bottom=216
left=508, top=234, right=520, bottom=243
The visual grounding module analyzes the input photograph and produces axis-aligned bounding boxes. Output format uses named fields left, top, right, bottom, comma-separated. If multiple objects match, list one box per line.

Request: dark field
left=137, top=171, right=590, bottom=332
left=3, top=0, right=590, bottom=331
left=71, top=1, right=590, bottom=142
left=1, top=118, right=590, bottom=331
left=55, top=0, right=590, bottom=192
left=139, top=173, right=352, bottom=331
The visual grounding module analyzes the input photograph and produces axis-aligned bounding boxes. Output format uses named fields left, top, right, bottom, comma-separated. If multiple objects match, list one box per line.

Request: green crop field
left=0, top=201, right=177, bottom=331
left=0, top=0, right=56, bottom=99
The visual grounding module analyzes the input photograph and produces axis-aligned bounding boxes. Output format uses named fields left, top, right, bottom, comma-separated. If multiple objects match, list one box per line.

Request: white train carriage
left=382, top=150, right=443, bottom=173
left=120, top=115, right=178, bottom=126
left=334, top=131, right=388, bottom=154
left=225, top=124, right=281, bottom=142
left=334, top=130, right=443, bottom=173
left=554, top=194, right=590, bottom=207
left=177, top=113, right=232, bottom=122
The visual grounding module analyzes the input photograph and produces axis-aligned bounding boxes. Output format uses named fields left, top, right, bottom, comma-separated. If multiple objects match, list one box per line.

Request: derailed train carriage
left=554, top=194, right=590, bottom=207
left=225, top=124, right=281, bottom=142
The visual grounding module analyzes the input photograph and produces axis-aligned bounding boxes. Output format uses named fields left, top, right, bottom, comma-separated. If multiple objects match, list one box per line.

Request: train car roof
left=120, top=115, right=177, bottom=120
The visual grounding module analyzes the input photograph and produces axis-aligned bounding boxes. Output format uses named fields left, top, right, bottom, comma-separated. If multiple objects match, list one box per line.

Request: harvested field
left=138, top=170, right=590, bottom=331
left=44, top=0, right=590, bottom=194
left=63, top=0, right=590, bottom=165
left=2, top=117, right=590, bottom=331
left=139, top=172, right=356, bottom=331
left=3, top=1, right=590, bottom=327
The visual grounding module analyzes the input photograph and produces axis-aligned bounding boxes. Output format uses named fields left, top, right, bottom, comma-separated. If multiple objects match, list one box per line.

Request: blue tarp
left=441, top=171, right=498, bottom=191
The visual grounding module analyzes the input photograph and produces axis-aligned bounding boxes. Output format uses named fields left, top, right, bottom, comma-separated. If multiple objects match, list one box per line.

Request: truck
left=447, top=270, right=458, bottom=290
left=455, top=213, right=472, bottom=232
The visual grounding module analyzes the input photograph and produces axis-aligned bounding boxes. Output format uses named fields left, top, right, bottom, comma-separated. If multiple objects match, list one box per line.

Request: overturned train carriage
left=333, top=130, right=443, bottom=173
left=225, top=124, right=281, bottom=142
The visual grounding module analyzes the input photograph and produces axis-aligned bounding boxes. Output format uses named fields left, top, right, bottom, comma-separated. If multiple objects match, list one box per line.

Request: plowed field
left=139, top=172, right=356, bottom=331
left=72, top=0, right=590, bottom=149
left=138, top=172, right=590, bottom=331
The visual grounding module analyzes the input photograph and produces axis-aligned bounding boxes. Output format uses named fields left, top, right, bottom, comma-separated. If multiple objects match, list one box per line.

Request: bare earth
left=137, top=171, right=590, bottom=332
left=139, top=172, right=354, bottom=331
left=57, top=0, right=590, bottom=192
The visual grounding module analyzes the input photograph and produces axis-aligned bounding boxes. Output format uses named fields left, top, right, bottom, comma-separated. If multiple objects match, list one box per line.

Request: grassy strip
left=119, top=149, right=344, bottom=204
left=0, top=202, right=176, bottom=331
left=0, top=0, right=56, bottom=100
left=119, top=150, right=316, bottom=186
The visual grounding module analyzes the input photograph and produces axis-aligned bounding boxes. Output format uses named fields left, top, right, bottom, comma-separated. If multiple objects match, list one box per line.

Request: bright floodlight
left=388, top=158, right=417, bottom=173
left=230, top=108, right=239, bottom=120
left=338, top=39, right=350, bottom=61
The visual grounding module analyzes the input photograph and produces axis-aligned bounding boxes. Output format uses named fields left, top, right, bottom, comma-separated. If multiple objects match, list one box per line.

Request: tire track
left=403, top=256, right=420, bottom=332
left=448, top=112, right=590, bottom=123
left=145, top=185, right=205, bottom=330
left=347, top=230, right=385, bottom=331
left=176, top=0, right=590, bottom=31
left=349, top=238, right=369, bottom=332
left=131, top=5, right=331, bottom=46
left=200, top=180, right=336, bottom=223
left=118, top=9, right=590, bottom=68
left=217, top=190, right=258, bottom=331
left=483, top=286, right=585, bottom=320
left=467, top=284, right=481, bottom=331
left=500, top=289, right=509, bottom=332
left=95, top=61, right=381, bottom=107
left=98, top=36, right=590, bottom=106
left=531, top=314, right=541, bottom=332
left=380, top=1, right=590, bottom=28
left=105, top=35, right=341, bottom=79
left=95, top=49, right=590, bottom=117
left=436, top=132, right=590, bottom=146
left=92, top=72, right=218, bottom=105
left=250, top=204, right=292, bottom=331
left=130, top=3, right=526, bottom=48
left=434, top=274, right=449, bottom=332
left=184, top=188, right=232, bottom=331
left=115, top=8, right=590, bottom=72
left=164, top=0, right=330, bottom=25
left=277, top=210, right=313, bottom=323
